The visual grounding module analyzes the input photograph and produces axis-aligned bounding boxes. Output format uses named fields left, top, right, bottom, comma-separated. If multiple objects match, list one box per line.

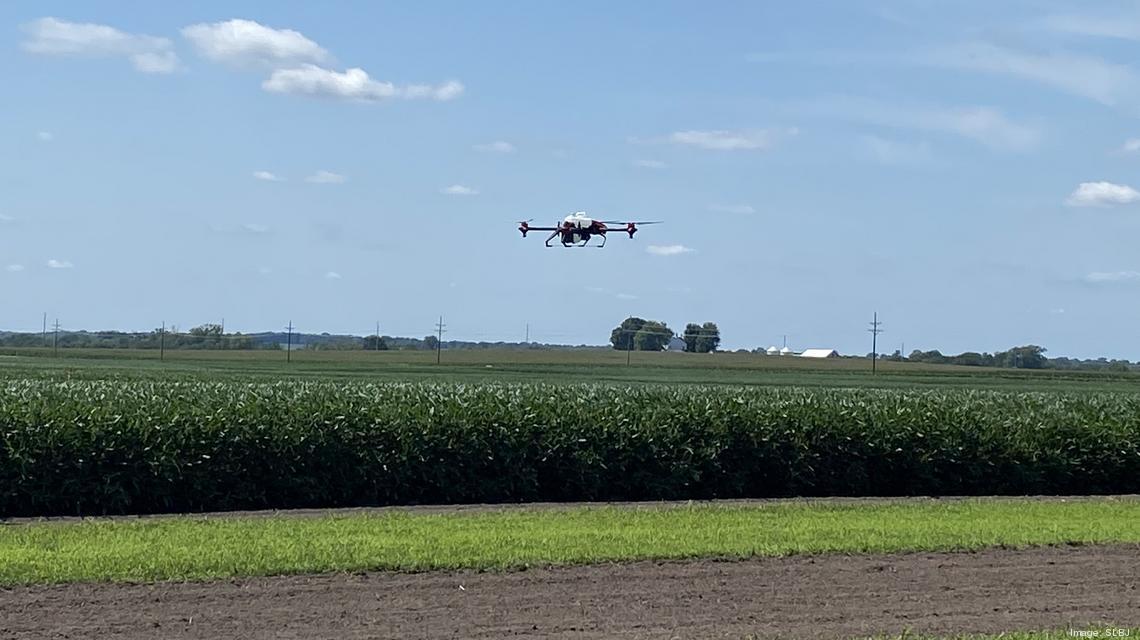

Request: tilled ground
left=2, top=545, right=1137, bottom=639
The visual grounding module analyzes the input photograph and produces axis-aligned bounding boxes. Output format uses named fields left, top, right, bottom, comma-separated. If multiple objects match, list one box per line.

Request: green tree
left=696, top=321, right=720, bottom=353
left=423, top=335, right=439, bottom=351
left=682, top=323, right=701, bottom=352
left=610, top=317, right=672, bottom=351
left=189, top=324, right=223, bottom=337
left=995, top=345, right=1047, bottom=369
left=610, top=317, right=647, bottom=350
left=362, top=335, right=389, bottom=350
left=634, top=320, right=672, bottom=351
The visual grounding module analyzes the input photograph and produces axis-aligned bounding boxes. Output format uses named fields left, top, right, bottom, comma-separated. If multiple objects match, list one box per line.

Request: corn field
left=2, top=380, right=1139, bottom=516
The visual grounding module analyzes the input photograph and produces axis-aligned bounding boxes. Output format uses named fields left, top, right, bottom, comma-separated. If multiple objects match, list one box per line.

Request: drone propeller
left=600, top=220, right=664, bottom=225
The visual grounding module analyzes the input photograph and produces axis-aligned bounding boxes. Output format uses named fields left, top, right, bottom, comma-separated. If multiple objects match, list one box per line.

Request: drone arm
left=544, top=229, right=560, bottom=247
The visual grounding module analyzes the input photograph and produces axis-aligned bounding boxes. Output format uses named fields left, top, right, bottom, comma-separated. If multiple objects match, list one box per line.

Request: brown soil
left=2, top=545, right=1137, bottom=640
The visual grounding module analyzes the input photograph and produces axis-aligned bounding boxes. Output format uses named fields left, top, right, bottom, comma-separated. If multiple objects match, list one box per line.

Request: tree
left=634, top=320, right=672, bottom=351
left=682, top=323, right=701, bottom=352
left=610, top=317, right=646, bottom=350
left=423, top=335, right=439, bottom=351
left=362, top=335, right=389, bottom=350
left=189, top=324, right=223, bottom=337
left=696, top=322, right=720, bottom=353
left=610, top=317, right=672, bottom=351
left=995, top=345, right=1047, bottom=369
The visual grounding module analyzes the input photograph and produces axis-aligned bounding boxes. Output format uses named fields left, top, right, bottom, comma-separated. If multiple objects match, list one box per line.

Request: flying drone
left=517, top=212, right=663, bottom=247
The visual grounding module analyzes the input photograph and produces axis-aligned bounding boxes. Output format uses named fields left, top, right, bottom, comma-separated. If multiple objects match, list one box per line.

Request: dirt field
left=2, top=545, right=1137, bottom=640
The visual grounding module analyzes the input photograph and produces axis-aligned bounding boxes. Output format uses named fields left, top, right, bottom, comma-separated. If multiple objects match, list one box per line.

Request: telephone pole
left=435, top=316, right=446, bottom=364
left=159, top=321, right=165, bottom=361
left=42, top=312, right=47, bottom=347
left=868, top=312, right=884, bottom=374
left=52, top=318, right=60, bottom=357
left=286, top=320, right=293, bottom=363
left=525, top=323, right=529, bottom=344
left=375, top=321, right=381, bottom=350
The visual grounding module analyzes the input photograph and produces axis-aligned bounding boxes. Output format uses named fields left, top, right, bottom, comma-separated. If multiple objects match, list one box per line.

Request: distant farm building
left=780, top=346, right=795, bottom=356
left=666, top=336, right=687, bottom=351
left=800, top=348, right=839, bottom=358
left=765, top=346, right=779, bottom=355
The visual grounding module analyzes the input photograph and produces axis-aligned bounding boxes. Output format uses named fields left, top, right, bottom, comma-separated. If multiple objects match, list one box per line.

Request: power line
left=868, top=311, right=884, bottom=374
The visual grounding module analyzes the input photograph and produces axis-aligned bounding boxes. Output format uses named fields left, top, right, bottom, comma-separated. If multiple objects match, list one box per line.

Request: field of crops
left=3, top=379, right=1139, bottom=516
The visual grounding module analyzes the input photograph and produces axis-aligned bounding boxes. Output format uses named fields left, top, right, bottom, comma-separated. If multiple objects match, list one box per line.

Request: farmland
left=1, top=348, right=1138, bottom=637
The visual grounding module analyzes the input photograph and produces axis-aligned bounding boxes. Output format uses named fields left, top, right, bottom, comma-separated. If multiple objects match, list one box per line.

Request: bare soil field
left=2, top=545, right=1137, bottom=640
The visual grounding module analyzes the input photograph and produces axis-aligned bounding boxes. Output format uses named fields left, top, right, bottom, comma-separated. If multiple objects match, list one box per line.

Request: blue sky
left=4, top=1, right=1140, bottom=358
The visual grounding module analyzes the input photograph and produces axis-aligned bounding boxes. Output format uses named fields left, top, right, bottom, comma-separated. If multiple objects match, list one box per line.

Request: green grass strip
left=858, top=632, right=1139, bottom=640
left=2, top=498, right=1139, bottom=585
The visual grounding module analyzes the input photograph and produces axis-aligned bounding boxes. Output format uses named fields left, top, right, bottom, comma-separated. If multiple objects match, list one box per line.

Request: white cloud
left=441, top=184, right=478, bottom=196
left=1121, top=138, right=1140, bottom=153
left=258, top=266, right=272, bottom=275
left=1084, top=271, right=1140, bottom=283
left=21, top=17, right=179, bottom=74
left=708, top=204, right=755, bottom=214
left=263, top=65, right=463, bottom=102
left=1050, top=308, right=1066, bottom=315
left=1065, top=181, right=1140, bottom=207
left=325, top=271, right=342, bottom=279
left=646, top=244, right=694, bottom=256
left=305, top=170, right=346, bottom=184
left=666, top=129, right=789, bottom=150
left=616, top=293, right=638, bottom=300
left=37, top=131, right=53, bottom=142
left=131, top=51, right=179, bottom=74
left=0, top=214, right=13, bottom=223
left=46, top=259, right=73, bottom=269
left=6, top=264, right=24, bottom=272
left=253, top=170, right=283, bottom=182
left=798, top=97, right=1039, bottom=151
left=242, top=223, right=269, bottom=234
left=861, top=135, right=932, bottom=165
left=633, top=159, right=667, bottom=169
left=925, top=43, right=1140, bottom=109
left=181, top=19, right=329, bottom=67
left=474, top=141, right=515, bottom=153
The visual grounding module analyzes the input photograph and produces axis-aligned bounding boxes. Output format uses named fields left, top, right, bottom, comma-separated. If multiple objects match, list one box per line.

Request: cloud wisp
left=441, top=184, right=478, bottom=196
left=22, top=17, right=179, bottom=73
left=646, top=244, right=694, bottom=256
left=182, top=19, right=329, bottom=67
left=305, top=170, right=347, bottom=184
left=1066, top=181, right=1140, bottom=207
left=263, top=65, right=463, bottom=102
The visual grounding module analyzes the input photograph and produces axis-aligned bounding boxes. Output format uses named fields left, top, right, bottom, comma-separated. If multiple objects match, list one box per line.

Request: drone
left=518, top=212, right=663, bottom=247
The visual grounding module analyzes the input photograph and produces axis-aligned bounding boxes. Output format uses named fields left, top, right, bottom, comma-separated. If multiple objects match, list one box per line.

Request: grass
left=3, top=346, right=1140, bottom=392
left=2, top=498, right=1138, bottom=585
left=857, top=633, right=1138, bottom=639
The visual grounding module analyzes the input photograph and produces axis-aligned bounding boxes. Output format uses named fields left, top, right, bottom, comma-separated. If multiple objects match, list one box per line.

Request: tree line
left=609, top=317, right=721, bottom=353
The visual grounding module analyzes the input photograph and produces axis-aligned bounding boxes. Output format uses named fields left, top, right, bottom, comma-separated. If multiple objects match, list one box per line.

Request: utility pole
left=42, top=312, right=47, bottom=347
left=286, top=320, right=293, bottom=363
left=525, top=323, right=529, bottom=344
left=160, top=321, right=165, bottom=361
left=868, top=312, right=883, bottom=374
left=626, top=327, right=633, bottom=366
left=375, top=321, right=381, bottom=351
left=435, top=316, right=446, bottom=364
left=52, top=318, right=60, bottom=357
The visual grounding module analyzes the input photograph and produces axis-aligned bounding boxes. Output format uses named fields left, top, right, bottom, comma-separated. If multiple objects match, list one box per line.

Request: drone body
left=518, top=212, right=662, bottom=247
